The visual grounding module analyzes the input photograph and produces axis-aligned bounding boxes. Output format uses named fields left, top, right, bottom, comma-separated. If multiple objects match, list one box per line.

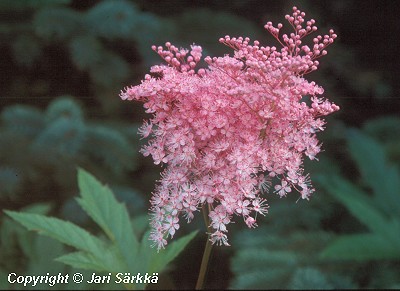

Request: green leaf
left=150, top=230, right=198, bottom=274
left=56, top=245, right=130, bottom=274
left=346, top=129, right=400, bottom=216
left=56, top=251, right=108, bottom=272
left=21, top=202, right=53, bottom=215
left=4, top=211, right=106, bottom=255
left=315, top=175, right=395, bottom=242
left=5, top=169, right=198, bottom=289
left=321, top=233, right=400, bottom=260
left=26, top=235, right=65, bottom=275
left=131, top=215, right=150, bottom=238
left=76, top=168, right=139, bottom=271
left=5, top=210, right=127, bottom=273
left=138, top=230, right=198, bottom=275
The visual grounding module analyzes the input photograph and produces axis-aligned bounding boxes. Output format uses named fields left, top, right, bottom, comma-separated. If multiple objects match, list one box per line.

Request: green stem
left=195, top=204, right=213, bottom=290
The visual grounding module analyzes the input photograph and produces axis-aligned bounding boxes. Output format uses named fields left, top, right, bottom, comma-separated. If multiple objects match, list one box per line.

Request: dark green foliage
left=288, top=268, right=333, bottom=289
left=34, top=7, right=82, bottom=41
left=0, top=166, right=21, bottom=197
left=46, top=96, right=83, bottom=121
left=363, top=116, right=400, bottom=143
left=0, top=96, right=139, bottom=201
left=230, top=190, right=352, bottom=289
left=33, top=113, right=84, bottom=156
left=85, top=0, right=140, bottom=40
left=347, top=128, right=400, bottom=216
left=0, top=203, right=77, bottom=290
left=362, top=116, right=400, bottom=163
left=69, top=35, right=103, bottom=71
left=305, top=123, right=400, bottom=288
left=230, top=228, right=356, bottom=289
left=2, top=0, right=272, bottom=113
left=1, top=105, right=44, bottom=138
left=83, top=125, right=135, bottom=175
left=318, top=128, right=400, bottom=261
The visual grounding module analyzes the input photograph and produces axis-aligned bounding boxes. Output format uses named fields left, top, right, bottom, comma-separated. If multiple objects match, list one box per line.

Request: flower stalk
left=195, top=204, right=213, bottom=290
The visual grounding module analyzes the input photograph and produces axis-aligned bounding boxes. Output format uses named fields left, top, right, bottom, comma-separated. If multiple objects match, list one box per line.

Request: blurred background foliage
left=0, top=0, right=399, bottom=289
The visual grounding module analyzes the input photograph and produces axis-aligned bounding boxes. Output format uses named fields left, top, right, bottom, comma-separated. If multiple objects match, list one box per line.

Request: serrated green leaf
left=4, top=210, right=127, bottom=273
left=149, top=230, right=198, bottom=274
left=321, top=233, right=400, bottom=260
left=138, top=230, right=198, bottom=276
left=58, top=244, right=128, bottom=274
left=4, top=211, right=106, bottom=255
left=56, top=251, right=107, bottom=272
left=4, top=210, right=127, bottom=281
left=77, top=168, right=139, bottom=271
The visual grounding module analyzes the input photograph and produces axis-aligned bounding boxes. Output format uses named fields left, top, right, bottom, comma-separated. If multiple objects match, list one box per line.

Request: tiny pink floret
left=120, top=7, right=339, bottom=250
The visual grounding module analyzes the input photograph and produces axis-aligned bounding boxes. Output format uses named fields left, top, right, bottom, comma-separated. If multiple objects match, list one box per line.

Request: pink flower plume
left=120, top=6, right=339, bottom=250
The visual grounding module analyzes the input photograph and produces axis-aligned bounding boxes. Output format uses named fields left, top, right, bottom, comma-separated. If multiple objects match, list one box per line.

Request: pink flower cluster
left=120, top=7, right=339, bottom=250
